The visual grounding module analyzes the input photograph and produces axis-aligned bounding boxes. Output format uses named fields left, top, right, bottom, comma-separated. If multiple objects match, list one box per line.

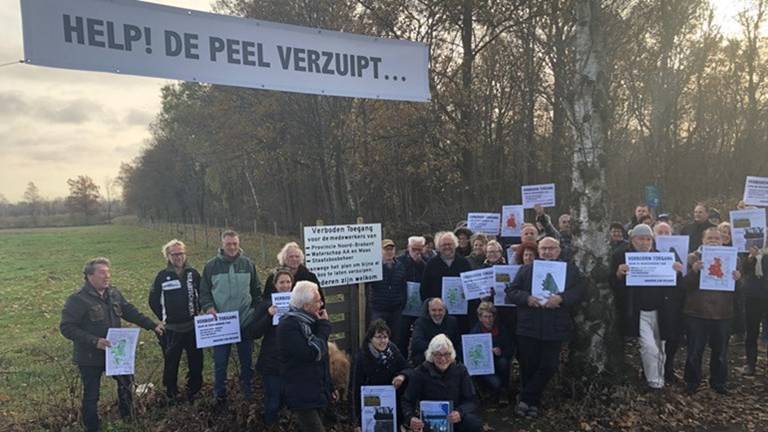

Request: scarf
left=368, top=342, right=396, bottom=367
left=284, top=306, right=326, bottom=361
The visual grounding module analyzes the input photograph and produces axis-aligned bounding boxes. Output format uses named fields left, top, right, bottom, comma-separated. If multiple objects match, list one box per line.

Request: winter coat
left=350, top=342, right=409, bottom=423
left=368, top=260, right=403, bottom=311
left=278, top=312, right=333, bottom=410
left=681, top=221, right=717, bottom=253
left=609, top=247, right=683, bottom=340
left=252, top=300, right=281, bottom=375
left=262, top=264, right=325, bottom=303
left=420, top=255, right=472, bottom=301
left=148, top=264, right=200, bottom=332
left=401, top=361, right=478, bottom=425
left=683, top=251, right=734, bottom=320
left=741, top=254, right=768, bottom=299
left=392, top=252, right=427, bottom=303
left=199, top=249, right=261, bottom=327
left=409, top=300, right=462, bottom=366
left=61, top=282, right=156, bottom=367
left=505, top=261, right=587, bottom=341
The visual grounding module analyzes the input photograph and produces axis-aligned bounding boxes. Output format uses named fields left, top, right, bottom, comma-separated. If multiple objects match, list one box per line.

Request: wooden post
left=356, top=216, right=366, bottom=346
left=273, top=221, right=278, bottom=236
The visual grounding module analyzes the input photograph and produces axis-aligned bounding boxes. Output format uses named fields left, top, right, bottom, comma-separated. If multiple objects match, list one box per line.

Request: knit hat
left=630, top=224, right=653, bottom=238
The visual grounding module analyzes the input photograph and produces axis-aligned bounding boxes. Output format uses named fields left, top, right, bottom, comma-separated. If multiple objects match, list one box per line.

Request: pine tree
left=542, top=272, right=559, bottom=295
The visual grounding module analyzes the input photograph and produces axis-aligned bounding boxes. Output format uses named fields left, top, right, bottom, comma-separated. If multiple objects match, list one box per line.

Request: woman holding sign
left=402, top=334, right=483, bottom=432
left=252, top=268, right=294, bottom=426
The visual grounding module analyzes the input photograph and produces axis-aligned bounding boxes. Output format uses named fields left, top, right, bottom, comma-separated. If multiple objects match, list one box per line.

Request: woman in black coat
left=402, top=334, right=482, bottom=432
left=351, top=319, right=409, bottom=432
left=264, top=241, right=325, bottom=302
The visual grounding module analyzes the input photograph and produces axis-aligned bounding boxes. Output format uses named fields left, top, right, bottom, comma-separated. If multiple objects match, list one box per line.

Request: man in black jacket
left=392, top=236, right=428, bottom=353
left=61, top=257, right=164, bottom=432
left=148, top=239, right=202, bottom=402
left=681, top=203, right=716, bottom=252
left=421, top=232, right=473, bottom=332
left=409, top=298, right=461, bottom=366
left=505, top=237, right=586, bottom=417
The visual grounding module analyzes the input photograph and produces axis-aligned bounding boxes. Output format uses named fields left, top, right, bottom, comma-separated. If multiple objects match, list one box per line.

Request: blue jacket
left=368, top=259, right=402, bottom=311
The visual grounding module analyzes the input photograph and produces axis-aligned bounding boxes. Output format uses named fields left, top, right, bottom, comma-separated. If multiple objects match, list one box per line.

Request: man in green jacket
left=60, top=257, right=164, bottom=432
left=200, top=230, right=262, bottom=410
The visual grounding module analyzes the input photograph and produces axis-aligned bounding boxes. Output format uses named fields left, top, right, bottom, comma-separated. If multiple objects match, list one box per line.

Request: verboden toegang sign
left=304, top=224, right=383, bottom=288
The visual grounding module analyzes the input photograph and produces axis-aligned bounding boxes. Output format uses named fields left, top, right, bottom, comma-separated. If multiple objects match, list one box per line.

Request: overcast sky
left=0, top=0, right=749, bottom=202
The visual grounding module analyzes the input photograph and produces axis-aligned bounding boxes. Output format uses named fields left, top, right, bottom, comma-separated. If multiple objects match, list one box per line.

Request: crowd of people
left=59, top=199, right=768, bottom=431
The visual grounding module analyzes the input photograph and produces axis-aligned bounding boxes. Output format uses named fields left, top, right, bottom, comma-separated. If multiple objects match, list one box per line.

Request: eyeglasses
left=432, top=352, right=452, bottom=359
left=170, top=252, right=186, bottom=257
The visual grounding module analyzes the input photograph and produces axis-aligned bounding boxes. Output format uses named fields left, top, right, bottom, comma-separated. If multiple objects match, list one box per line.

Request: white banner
left=20, top=0, right=430, bottom=102
left=521, top=183, right=556, bottom=208
left=304, top=223, right=383, bottom=287
left=467, top=213, right=501, bottom=236
left=625, top=252, right=677, bottom=286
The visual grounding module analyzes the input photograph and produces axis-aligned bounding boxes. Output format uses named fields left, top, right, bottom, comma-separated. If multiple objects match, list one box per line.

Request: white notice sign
left=467, top=213, right=501, bottom=236
left=194, top=311, right=241, bottom=348
left=105, top=327, right=140, bottom=376
left=531, top=260, right=567, bottom=304
left=271, top=292, right=291, bottom=326
left=744, top=176, right=768, bottom=207
left=521, top=183, right=556, bottom=208
left=729, top=208, right=766, bottom=252
left=461, top=333, right=495, bottom=376
left=442, top=277, right=467, bottom=315
left=625, top=252, right=677, bottom=286
left=360, top=385, right=397, bottom=432
left=460, top=267, right=495, bottom=300
left=20, top=0, right=430, bottom=102
left=304, top=224, right=383, bottom=287
left=501, top=205, right=524, bottom=237
left=699, top=246, right=738, bottom=292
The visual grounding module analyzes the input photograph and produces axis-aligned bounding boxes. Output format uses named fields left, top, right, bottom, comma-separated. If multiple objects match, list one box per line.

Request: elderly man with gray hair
left=61, top=257, right=164, bottom=432
left=392, top=235, right=428, bottom=352
left=278, top=281, right=335, bottom=432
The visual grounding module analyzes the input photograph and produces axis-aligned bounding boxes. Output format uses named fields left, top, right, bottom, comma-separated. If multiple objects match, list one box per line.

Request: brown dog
left=327, top=341, right=351, bottom=401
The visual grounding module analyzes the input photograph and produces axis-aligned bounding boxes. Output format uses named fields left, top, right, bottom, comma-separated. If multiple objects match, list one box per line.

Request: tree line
left=118, top=0, right=768, bottom=238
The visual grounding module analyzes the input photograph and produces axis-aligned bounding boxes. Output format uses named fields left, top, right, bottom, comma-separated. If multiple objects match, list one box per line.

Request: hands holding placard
left=527, top=294, right=562, bottom=308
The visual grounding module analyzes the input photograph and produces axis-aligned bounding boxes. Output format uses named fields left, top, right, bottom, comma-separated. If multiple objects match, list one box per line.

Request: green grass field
left=0, top=223, right=291, bottom=430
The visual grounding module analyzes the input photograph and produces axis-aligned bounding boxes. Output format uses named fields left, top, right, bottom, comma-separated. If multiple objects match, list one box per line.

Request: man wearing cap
left=611, top=224, right=683, bottom=390
left=367, top=239, right=403, bottom=337
left=681, top=203, right=716, bottom=252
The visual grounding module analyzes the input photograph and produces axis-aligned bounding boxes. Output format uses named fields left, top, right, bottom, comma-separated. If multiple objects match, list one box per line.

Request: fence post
left=356, top=216, right=366, bottom=346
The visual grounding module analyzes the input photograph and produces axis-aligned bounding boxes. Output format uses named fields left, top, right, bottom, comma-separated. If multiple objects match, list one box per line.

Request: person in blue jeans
left=199, top=230, right=262, bottom=411
left=252, top=268, right=294, bottom=425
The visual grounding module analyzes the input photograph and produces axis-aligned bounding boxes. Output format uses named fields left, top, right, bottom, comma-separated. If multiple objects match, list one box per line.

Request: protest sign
left=501, top=205, right=524, bottom=237
left=532, top=260, right=567, bottom=304
left=360, top=386, right=397, bottom=432
left=442, top=277, right=467, bottom=315
left=402, top=282, right=422, bottom=317
left=194, top=311, right=241, bottom=348
left=460, top=267, right=495, bottom=300
left=461, top=333, right=495, bottom=376
left=521, top=183, right=556, bottom=208
left=467, top=213, right=501, bottom=236
left=655, top=235, right=690, bottom=276
left=105, top=328, right=140, bottom=376
left=420, top=401, right=453, bottom=432
left=729, top=208, right=766, bottom=252
left=271, top=292, right=291, bottom=325
left=493, top=264, right=521, bottom=307
left=20, top=0, right=430, bottom=102
left=744, top=176, right=768, bottom=207
left=304, top=223, right=382, bottom=288
left=625, top=252, right=677, bottom=286
left=699, top=246, right=738, bottom=292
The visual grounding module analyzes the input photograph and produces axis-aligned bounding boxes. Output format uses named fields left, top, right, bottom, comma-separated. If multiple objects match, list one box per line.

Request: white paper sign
left=403, top=281, right=422, bottom=317
left=105, top=327, right=140, bottom=376
left=20, top=0, right=430, bottom=102
left=420, top=401, right=453, bottom=432
left=461, top=333, right=495, bottom=376
left=460, top=267, right=495, bottom=300
left=532, top=260, right=567, bottom=304
left=304, top=223, right=383, bottom=288
left=655, top=235, right=690, bottom=276
left=744, top=176, right=768, bottom=207
left=699, top=246, right=738, bottom=292
left=625, top=252, right=677, bottom=286
left=501, top=205, right=524, bottom=237
left=194, top=311, right=241, bottom=348
left=360, top=385, right=397, bottom=432
left=441, top=277, right=467, bottom=315
left=729, top=208, right=766, bottom=252
left=521, top=183, right=556, bottom=208
left=271, top=292, right=292, bottom=326
left=467, top=213, right=501, bottom=236
left=493, top=264, right=521, bottom=307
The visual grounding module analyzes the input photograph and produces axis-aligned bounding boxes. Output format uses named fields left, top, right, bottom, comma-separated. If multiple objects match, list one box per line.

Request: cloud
left=123, top=109, right=154, bottom=127
left=0, top=91, right=106, bottom=124
left=0, top=91, right=28, bottom=115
